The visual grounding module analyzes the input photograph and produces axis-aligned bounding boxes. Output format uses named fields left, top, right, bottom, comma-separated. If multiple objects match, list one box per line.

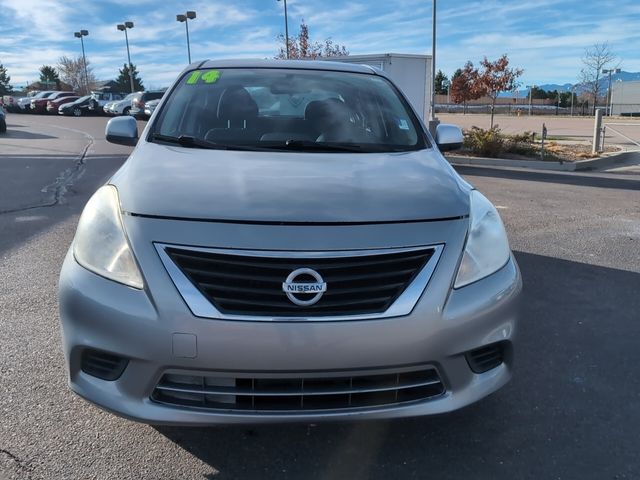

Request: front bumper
left=59, top=236, right=521, bottom=426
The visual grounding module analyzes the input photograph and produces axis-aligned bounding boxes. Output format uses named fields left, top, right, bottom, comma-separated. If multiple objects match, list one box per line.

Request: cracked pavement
left=0, top=115, right=132, bottom=255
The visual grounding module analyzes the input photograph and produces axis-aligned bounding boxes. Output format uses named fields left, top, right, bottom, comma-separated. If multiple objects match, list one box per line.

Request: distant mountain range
left=500, top=71, right=640, bottom=98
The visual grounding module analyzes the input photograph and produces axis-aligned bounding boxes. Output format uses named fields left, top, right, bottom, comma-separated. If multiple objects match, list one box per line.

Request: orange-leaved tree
left=450, top=61, right=482, bottom=114
left=476, top=54, right=523, bottom=128
left=276, top=21, right=348, bottom=59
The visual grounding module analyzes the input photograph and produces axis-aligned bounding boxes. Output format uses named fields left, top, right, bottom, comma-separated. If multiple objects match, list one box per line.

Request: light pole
left=602, top=68, right=621, bottom=116
left=428, top=0, right=439, bottom=135
left=176, top=11, right=197, bottom=64
left=526, top=84, right=536, bottom=116
left=570, top=85, right=575, bottom=116
left=276, top=0, right=290, bottom=59
left=117, top=22, right=135, bottom=93
left=74, top=30, right=89, bottom=93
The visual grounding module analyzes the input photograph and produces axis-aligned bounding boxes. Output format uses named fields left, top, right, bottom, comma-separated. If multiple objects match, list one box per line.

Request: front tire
left=123, top=107, right=130, bottom=116
left=73, top=107, right=82, bottom=117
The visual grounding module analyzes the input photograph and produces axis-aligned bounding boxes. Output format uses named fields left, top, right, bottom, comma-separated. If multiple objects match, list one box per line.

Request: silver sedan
left=58, top=59, right=521, bottom=425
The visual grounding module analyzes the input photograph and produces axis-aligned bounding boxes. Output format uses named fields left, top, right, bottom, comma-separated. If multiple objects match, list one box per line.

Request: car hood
left=111, top=142, right=470, bottom=223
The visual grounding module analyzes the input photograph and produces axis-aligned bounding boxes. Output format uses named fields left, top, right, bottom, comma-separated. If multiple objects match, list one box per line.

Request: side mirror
left=435, top=124, right=464, bottom=152
left=106, top=116, right=138, bottom=146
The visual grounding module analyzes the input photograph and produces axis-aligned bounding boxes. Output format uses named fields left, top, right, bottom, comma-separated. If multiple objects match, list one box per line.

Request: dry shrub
left=463, top=126, right=505, bottom=157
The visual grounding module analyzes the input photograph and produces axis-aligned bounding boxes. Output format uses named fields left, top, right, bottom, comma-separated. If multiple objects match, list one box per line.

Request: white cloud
left=1, top=0, right=640, bottom=87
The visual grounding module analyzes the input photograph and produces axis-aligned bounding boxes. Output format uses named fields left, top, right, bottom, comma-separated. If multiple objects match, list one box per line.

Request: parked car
left=58, top=95, right=93, bottom=116
left=0, top=107, right=6, bottom=133
left=105, top=93, right=138, bottom=116
left=2, top=95, right=17, bottom=112
left=47, top=95, right=79, bottom=114
left=16, top=91, right=53, bottom=113
left=130, top=90, right=164, bottom=119
left=88, top=91, right=126, bottom=114
left=103, top=101, right=118, bottom=115
left=31, top=91, right=76, bottom=114
left=59, top=59, right=522, bottom=426
left=143, top=98, right=161, bottom=118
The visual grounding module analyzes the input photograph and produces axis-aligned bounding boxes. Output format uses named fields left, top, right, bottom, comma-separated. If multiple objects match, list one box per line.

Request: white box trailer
left=327, top=53, right=432, bottom=121
left=611, top=80, right=640, bottom=116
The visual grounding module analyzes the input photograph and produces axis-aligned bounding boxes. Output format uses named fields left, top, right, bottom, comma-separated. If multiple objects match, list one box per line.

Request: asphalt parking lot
left=1, top=114, right=639, bottom=480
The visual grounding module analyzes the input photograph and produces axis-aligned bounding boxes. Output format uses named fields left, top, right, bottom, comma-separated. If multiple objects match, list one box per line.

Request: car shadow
left=454, top=164, right=640, bottom=191
left=1, top=129, right=58, bottom=140
left=154, top=251, right=640, bottom=479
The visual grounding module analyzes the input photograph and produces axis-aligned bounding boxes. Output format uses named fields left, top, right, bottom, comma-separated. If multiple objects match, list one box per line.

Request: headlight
left=454, top=190, right=510, bottom=288
left=73, top=185, right=143, bottom=289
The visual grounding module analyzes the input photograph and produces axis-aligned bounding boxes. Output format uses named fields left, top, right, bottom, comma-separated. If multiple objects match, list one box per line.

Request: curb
left=446, top=150, right=640, bottom=172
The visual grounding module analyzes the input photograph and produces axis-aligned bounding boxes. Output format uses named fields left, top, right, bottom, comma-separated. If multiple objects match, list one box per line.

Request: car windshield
left=151, top=68, right=427, bottom=153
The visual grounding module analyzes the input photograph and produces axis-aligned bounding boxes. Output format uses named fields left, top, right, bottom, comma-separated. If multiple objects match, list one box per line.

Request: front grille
left=165, top=247, right=434, bottom=316
left=466, top=343, right=506, bottom=374
left=151, top=368, right=445, bottom=412
left=81, top=349, right=128, bottom=381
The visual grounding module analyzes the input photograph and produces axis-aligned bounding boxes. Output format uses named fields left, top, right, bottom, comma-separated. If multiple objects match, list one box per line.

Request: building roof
left=93, top=80, right=120, bottom=91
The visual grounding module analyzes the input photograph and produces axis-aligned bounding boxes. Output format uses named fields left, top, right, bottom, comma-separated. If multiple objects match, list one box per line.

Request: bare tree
left=57, top=56, right=97, bottom=95
left=476, top=54, right=523, bottom=128
left=276, top=21, right=348, bottom=59
left=579, top=43, right=616, bottom=115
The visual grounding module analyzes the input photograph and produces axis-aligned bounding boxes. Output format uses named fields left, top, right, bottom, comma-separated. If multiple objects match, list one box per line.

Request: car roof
left=196, top=58, right=380, bottom=75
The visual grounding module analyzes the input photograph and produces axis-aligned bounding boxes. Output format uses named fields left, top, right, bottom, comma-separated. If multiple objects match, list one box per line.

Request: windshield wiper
left=151, top=133, right=225, bottom=149
left=150, top=133, right=263, bottom=151
left=275, top=139, right=366, bottom=153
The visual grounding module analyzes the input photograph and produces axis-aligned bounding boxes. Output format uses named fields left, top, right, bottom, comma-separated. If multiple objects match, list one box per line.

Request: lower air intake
left=81, top=349, right=128, bottom=381
left=151, top=367, right=445, bottom=412
left=466, top=343, right=506, bottom=374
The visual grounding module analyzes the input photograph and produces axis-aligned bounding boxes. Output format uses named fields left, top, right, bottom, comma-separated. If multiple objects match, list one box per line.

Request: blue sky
left=1, top=0, right=639, bottom=89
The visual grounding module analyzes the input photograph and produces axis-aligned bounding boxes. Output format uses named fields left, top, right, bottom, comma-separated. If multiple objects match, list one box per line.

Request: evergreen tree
left=39, top=65, right=60, bottom=89
left=115, top=64, right=144, bottom=92
left=434, top=70, right=449, bottom=95
left=0, top=63, right=11, bottom=95
left=530, top=86, right=548, bottom=99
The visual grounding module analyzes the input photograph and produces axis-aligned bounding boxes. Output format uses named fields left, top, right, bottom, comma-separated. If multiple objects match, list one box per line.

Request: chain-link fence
left=435, top=103, right=573, bottom=115
left=435, top=103, right=640, bottom=117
